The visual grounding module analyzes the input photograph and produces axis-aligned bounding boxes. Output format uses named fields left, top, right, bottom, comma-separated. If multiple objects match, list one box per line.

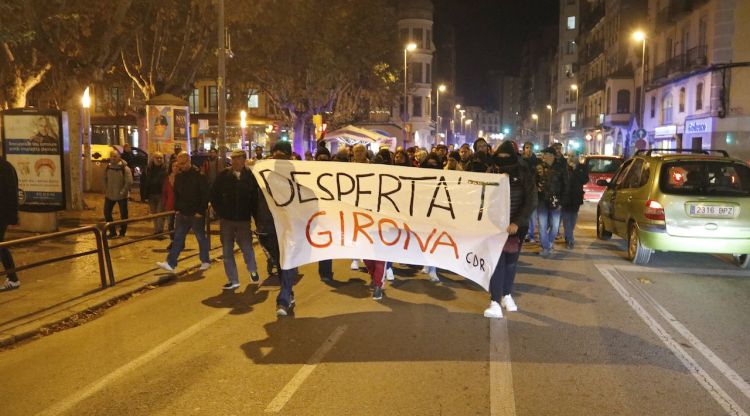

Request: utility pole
left=217, top=0, right=226, bottom=159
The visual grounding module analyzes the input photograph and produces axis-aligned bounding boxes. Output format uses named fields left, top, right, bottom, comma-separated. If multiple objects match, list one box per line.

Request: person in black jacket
left=156, top=152, right=210, bottom=273
left=211, top=149, right=259, bottom=290
left=140, top=151, right=168, bottom=235
left=535, top=147, right=570, bottom=257
left=483, top=141, right=537, bottom=318
left=0, top=157, right=20, bottom=291
left=561, top=150, right=589, bottom=249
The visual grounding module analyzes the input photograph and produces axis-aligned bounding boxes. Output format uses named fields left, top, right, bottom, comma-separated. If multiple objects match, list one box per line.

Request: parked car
left=582, top=155, right=624, bottom=202
left=91, top=144, right=148, bottom=181
left=596, top=149, right=750, bottom=267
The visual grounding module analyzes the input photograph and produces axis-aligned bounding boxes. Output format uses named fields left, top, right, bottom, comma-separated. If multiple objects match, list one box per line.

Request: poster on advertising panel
left=252, top=160, right=510, bottom=291
left=148, top=105, right=174, bottom=148
left=1, top=109, right=66, bottom=212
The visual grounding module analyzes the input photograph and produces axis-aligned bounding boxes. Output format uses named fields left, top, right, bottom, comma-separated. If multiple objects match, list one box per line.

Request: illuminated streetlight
left=435, top=84, right=447, bottom=145
left=546, top=104, right=553, bottom=146
left=81, top=87, right=92, bottom=191
left=240, top=110, right=247, bottom=150
left=403, top=42, right=418, bottom=146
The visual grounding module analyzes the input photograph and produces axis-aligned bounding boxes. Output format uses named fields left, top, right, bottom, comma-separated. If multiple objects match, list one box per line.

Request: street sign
left=634, top=128, right=647, bottom=139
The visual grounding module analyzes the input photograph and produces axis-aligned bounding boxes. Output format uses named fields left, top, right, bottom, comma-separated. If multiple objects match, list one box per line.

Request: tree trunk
left=64, top=94, right=85, bottom=210
left=292, top=114, right=308, bottom=156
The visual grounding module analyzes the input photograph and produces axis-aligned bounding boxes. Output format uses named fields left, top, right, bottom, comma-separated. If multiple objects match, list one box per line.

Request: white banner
left=252, top=160, right=510, bottom=291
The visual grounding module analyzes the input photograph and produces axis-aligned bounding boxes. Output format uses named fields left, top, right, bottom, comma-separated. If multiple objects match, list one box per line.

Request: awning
left=322, top=125, right=396, bottom=150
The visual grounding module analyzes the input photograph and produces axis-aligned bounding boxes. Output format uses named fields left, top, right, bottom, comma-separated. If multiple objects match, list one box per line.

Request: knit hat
left=272, top=141, right=292, bottom=156
left=448, top=150, right=460, bottom=161
left=541, top=146, right=557, bottom=155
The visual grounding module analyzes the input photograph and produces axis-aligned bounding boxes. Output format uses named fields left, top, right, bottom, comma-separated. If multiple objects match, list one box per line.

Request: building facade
left=557, top=0, right=581, bottom=142
left=643, top=0, right=750, bottom=161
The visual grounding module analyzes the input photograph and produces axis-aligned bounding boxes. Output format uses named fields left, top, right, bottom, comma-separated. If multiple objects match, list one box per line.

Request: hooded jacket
left=0, top=159, right=19, bottom=226
left=173, top=166, right=209, bottom=216
left=104, top=160, right=133, bottom=201
left=491, top=142, right=537, bottom=231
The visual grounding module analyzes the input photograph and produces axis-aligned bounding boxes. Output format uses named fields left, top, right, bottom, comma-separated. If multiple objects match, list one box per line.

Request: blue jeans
left=561, top=207, right=580, bottom=245
left=527, top=208, right=538, bottom=239
left=167, top=214, right=210, bottom=268
left=318, top=260, right=333, bottom=280
left=258, top=232, right=297, bottom=307
left=219, top=219, right=257, bottom=284
left=537, top=204, right=562, bottom=251
left=489, top=250, right=520, bottom=302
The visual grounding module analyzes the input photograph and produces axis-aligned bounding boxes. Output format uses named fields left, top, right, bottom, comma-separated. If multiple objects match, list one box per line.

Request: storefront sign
left=685, top=118, right=713, bottom=135
left=654, top=125, right=677, bottom=138
left=1, top=109, right=66, bottom=212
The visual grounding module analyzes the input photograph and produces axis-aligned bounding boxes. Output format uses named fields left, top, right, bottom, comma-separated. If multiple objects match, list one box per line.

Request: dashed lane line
left=38, top=308, right=232, bottom=416
left=595, top=264, right=747, bottom=416
left=265, top=325, right=348, bottom=413
left=490, top=318, right=517, bottom=416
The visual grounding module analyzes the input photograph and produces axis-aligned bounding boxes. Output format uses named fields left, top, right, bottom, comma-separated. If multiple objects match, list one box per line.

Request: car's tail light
left=644, top=199, right=665, bottom=221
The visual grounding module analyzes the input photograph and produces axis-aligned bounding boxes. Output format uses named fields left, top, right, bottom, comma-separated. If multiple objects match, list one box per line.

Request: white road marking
left=265, top=325, right=348, bottom=413
left=622, top=275, right=750, bottom=401
left=490, top=319, right=517, bottom=416
left=595, top=264, right=747, bottom=416
left=614, top=264, right=750, bottom=277
left=38, top=308, right=232, bottom=416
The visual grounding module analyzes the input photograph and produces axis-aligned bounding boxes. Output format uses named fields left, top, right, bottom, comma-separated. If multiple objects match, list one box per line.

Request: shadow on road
left=514, top=282, right=596, bottom=305
left=201, top=285, right=269, bottom=315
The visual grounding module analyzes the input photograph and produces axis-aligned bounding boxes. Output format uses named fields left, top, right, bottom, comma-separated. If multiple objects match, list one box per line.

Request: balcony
left=667, top=54, right=687, bottom=74
left=580, top=39, right=604, bottom=65
left=687, top=45, right=708, bottom=68
left=651, top=62, right=668, bottom=83
left=582, top=77, right=605, bottom=96
left=581, top=1, right=605, bottom=32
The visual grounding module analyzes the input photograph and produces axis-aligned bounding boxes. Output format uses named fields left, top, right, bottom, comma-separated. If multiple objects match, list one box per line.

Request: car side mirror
left=596, top=178, right=610, bottom=187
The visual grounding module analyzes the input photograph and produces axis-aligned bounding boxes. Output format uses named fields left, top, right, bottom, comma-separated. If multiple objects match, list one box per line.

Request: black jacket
left=250, top=173, right=276, bottom=235
left=504, top=163, right=538, bottom=231
left=173, top=166, right=209, bottom=216
left=563, top=162, right=590, bottom=208
left=139, top=164, right=167, bottom=199
left=210, top=168, right=257, bottom=221
left=0, top=159, right=19, bottom=226
left=536, top=159, right=570, bottom=208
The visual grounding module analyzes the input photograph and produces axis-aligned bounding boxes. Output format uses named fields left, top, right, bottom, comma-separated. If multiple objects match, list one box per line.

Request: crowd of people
left=0, top=137, right=589, bottom=321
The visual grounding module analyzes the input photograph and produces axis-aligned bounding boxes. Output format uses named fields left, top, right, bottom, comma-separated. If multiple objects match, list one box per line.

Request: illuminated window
left=247, top=89, right=259, bottom=109
left=567, top=16, right=576, bottom=30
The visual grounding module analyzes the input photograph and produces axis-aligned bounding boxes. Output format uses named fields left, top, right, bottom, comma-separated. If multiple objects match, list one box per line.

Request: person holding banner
left=535, top=147, right=570, bottom=257
left=314, top=146, right=335, bottom=282
left=211, top=149, right=260, bottom=290
left=0, top=156, right=20, bottom=291
left=484, top=141, right=537, bottom=318
left=253, top=141, right=299, bottom=316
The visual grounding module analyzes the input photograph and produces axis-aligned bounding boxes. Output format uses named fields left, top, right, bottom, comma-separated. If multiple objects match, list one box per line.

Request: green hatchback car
left=596, top=149, right=750, bottom=267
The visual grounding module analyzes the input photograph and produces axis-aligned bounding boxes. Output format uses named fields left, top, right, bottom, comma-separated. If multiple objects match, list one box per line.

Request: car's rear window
left=659, top=161, right=750, bottom=196
left=587, top=157, right=623, bottom=173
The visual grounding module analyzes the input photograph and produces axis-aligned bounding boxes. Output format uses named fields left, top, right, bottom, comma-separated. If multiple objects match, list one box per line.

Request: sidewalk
left=0, top=192, right=227, bottom=347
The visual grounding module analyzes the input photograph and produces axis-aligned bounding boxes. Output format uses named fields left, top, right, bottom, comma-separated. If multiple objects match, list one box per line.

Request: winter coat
left=210, top=167, right=257, bottom=221
left=202, top=158, right=223, bottom=185
left=536, top=159, right=569, bottom=209
left=250, top=173, right=277, bottom=235
left=173, top=166, right=209, bottom=216
left=139, top=164, right=167, bottom=199
left=161, top=178, right=175, bottom=211
left=563, top=162, right=590, bottom=209
left=0, top=159, right=19, bottom=226
left=506, top=163, right=538, bottom=231
left=104, top=160, right=133, bottom=201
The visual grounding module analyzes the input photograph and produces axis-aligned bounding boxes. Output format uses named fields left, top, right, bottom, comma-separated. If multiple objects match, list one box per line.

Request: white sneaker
left=199, top=262, right=211, bottom=271
left=428, top=270, right=439, bottom=282
left=386, top=267, right=395, bottom=281
left=421, top=266, right=429, bottom=274
left=483, top=301, right=503, bottom=318
left=501, top=295, right=518, bottom=312
left=350, top=260, right=360, bottom=270
left=156, top=261, right=175, bottom=273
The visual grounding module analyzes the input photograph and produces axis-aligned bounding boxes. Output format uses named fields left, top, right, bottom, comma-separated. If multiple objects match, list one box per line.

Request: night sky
left=432, top=0, right=560, bottom=108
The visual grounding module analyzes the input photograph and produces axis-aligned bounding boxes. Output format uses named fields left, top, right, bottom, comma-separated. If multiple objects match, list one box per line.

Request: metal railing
left=0, top=209, right=217, bottom=289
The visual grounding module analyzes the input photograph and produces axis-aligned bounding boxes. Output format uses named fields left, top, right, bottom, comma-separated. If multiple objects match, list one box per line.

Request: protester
left=535, top=147, right=569, bottom=257
left=483, top=141, right=536, bottom=318
left=103, top=149, right=133, bottom=239
left=332, top=148, right=350, bottom=162
left=304, top=150, right=314, bottom=160
left=162, top=159, right=178, bottom=250
left=374, top=147, right=393, bottom=165
left=445, top=150, right=460, bottom=170
left=521, top=142, right=539, bottom=243
left=140, top=151, right=168, bottom=236
left=393, top=149, right=411, bottom=167
left=419, top=152, right=444, bottom=282
left=211, top=149, right=260, bottom=290
left=365, top=154, right=390, bottom=299
left=252, top=141, right=300, bottom=316
left=561, top=151, right=589, bottom=249
left=156, top=152, right=211, bottom=273
left=473, top=137, right=490, bottom=161
left=413, top=149, right=429, bottom=166
left=458, top=143, right=472, bottom=171
left=201, top=148, right=223, bottom=187
left=434, top=144, right=448, bottom=166
left=0, top=156, right=20, bottom=291
left=120, top=143, right=135, bottom=169
left=349, top=144, right=369, bottom=271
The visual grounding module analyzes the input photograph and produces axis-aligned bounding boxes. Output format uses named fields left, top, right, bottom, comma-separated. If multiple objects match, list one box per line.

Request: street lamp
left=459, top=109, right=466, bottom=135
left=81, top=87, right=92, bottom=192
left=570, top=84, right=579, bottom=128
left=465, top=119, right=473, bottom=141
left=435, top=84, right=446, bottom=145
left=546, top=104, right=553, bottom=145
left=403, top=42, right=417, bottom=147
left=632, top=30, right=647, bottom=128
left=240, top=110, right=247, bottom=150
left=531, top=113, right=539, bottom=136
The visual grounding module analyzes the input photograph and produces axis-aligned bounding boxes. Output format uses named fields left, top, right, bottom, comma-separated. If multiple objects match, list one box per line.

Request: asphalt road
left=2, top=203, right=749, bottom=416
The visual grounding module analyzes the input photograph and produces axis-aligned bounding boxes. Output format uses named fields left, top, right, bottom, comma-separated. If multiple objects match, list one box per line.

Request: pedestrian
left=535, top=147, right=569, bottom=257
left=561, top=151, right=589, bottom=249
left=444, top=150, right=460, bottom=170
left=251, top=141, right=299, bottom=316
left=254, top=145, right=264, bottom=161
left=103, top=149, right=133, bottom=239
left=140, top=151, right=168, bottom=236
left=434, top=144, right=448, bottom=166
left=483, top=141, right=537, bottom=318
left=0, top=156, right=20, bottom=291
left=162, top=159, right=178, bottom=250
left=458, top=143, right=472, bottom=171
left=210, top=149, right=260, bottom=290
left=201, top=148, right=223, bottom=188
left=120, top=143, right=135, bottom=169
left=419, top=152, right=444, bottom=282
left=156, top=152, right=211, bottom=273
left=314, top=146, right=335, bottom=282
left=521, top=142, right=539, bottom=243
